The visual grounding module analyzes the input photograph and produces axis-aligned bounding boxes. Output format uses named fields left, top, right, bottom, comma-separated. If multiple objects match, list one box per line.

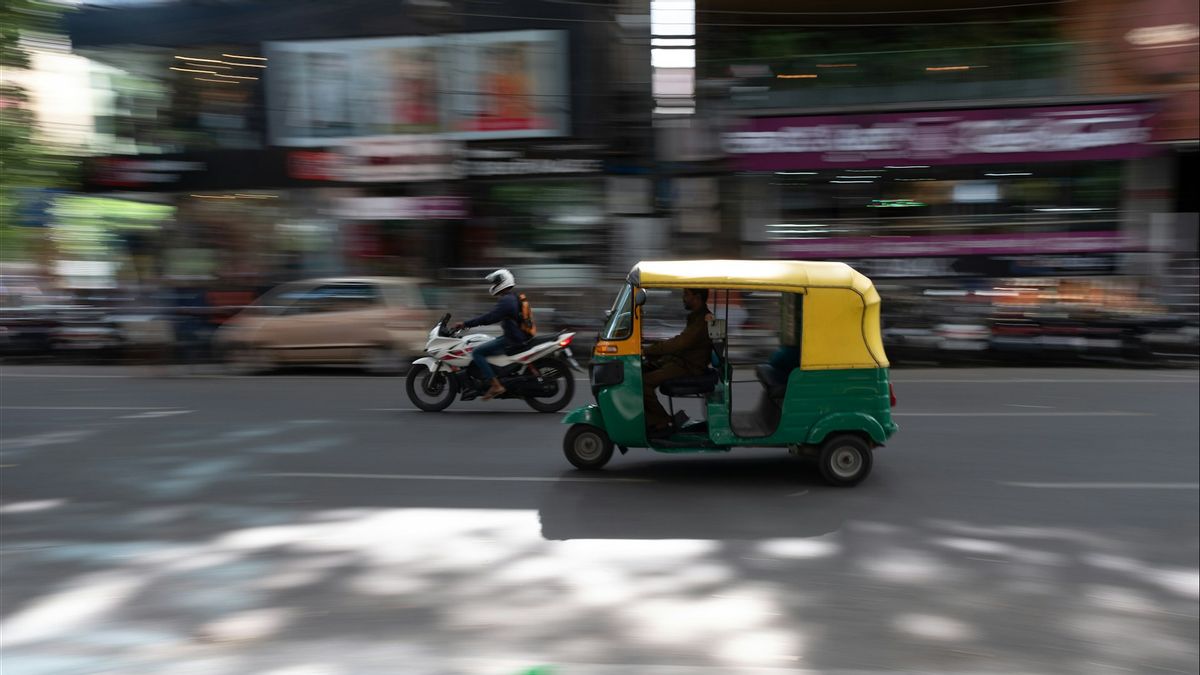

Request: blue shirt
left=464, top=292, right=526, bottom=345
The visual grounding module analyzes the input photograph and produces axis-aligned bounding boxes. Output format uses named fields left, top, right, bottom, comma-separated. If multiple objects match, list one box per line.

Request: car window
left=279, top=283, right=379, bottom=315
left=329, top=283, right=381, bottom=307
left=382, top=282, right=423, bottom=309
left=0, top=279, right=51, bottom=309
left=274, top=285, right=320, bottom=315
left=320, top=283, right=381, bottom=312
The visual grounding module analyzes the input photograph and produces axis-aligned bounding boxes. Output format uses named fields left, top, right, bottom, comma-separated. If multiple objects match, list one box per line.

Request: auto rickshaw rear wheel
left=817, top=434, right=873, bottom=487
left=564, top=424, right=614, bottom=470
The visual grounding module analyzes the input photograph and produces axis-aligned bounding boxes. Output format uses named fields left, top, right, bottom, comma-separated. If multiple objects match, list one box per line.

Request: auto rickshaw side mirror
left=635, top=289, right=647, bottom=307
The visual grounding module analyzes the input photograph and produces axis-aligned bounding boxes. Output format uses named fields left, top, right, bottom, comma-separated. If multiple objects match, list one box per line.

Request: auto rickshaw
left=562, top=260, right=898, bottom=486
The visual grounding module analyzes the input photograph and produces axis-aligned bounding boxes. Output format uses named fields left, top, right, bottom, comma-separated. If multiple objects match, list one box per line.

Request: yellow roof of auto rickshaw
left=629, top=259, right=877, bottom=297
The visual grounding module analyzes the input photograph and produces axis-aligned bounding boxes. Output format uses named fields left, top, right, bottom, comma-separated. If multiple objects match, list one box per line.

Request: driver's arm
left=645, top=315, right=706, bottom=357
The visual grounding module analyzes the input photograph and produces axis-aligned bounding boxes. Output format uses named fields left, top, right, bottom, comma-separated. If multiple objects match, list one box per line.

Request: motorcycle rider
left=452, top=269, right=527, bottom=400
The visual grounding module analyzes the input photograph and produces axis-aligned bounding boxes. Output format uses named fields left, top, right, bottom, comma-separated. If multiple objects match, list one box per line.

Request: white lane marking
left=0, top=430, right=94, bottom=450
left=1001, top=481, right=1200, bottom=489
left=0, top=373, right=135, bottom=379
left=1, top=372, right=595, bottom=381
left=264, top=472, right=651, bottom=484
left=786, top=490, right=810, bottom=497
left=365, top=408, right=569, bottom=414
left=894, top=411, right=1153, bottom=417
left=118, top=410, right=193, bottom=420
left=893, top=378, right=1198, bottom=384
left=1006, top=404, right=1054, bottom=409
left=1, top=406, right=177, bottom=411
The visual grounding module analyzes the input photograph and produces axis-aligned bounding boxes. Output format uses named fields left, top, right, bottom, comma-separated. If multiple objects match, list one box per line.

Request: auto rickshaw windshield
left=601, top=284, right=634, bottom=340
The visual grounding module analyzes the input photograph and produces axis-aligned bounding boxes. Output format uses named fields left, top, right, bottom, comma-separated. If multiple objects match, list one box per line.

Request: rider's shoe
left=482, top=379, right=507, bottom=400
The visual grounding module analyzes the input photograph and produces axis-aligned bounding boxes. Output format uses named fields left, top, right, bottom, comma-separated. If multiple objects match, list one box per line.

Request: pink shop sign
left=774, top=230, right=1145, bottom=258
left=726, top=103, right=1158, bottom=171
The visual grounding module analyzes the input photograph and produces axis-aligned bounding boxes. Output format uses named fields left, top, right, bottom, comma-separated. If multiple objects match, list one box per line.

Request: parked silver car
left=214, top=277, right=434, bottom=374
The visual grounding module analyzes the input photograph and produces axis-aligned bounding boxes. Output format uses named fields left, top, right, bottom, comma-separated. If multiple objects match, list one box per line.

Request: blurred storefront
left=459, top=142, right=607, bottom=269
left=1063, top=0, right=1199, bottom=321
left=66, top=0, right=634, bottom=286
left=702, top=0, right=1197, bottom=344
left=724, top=101, right=1153, bottom=277
left=81, top=151, right=355, bottom=285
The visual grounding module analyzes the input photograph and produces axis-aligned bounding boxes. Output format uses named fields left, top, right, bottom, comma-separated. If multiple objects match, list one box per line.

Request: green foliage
left=50, top=195, right=173, bottom=258
left=0, top=0, right=78, bottom=257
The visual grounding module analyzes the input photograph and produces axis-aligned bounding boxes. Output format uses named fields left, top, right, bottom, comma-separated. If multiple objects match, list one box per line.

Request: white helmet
left=485, top=268, right=515, bottom=296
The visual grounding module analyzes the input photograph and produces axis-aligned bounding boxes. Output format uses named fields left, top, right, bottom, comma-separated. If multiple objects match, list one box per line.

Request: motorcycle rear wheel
left=524, top=357, right=576, bottom=413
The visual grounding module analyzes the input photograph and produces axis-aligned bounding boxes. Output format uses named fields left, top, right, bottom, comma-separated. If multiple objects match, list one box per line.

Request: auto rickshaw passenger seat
left=658, top=369, right=719, bottom=397
left=755, top=364, right=789, bottom=400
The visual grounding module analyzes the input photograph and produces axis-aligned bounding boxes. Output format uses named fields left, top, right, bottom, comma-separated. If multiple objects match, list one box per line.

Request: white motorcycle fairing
left=405, top=314, right=582, bottom=413
left=419, top=323, right=578, bottom=374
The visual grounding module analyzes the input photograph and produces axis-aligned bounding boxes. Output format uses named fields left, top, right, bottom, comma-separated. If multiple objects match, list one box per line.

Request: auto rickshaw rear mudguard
left=805, top=412, right=889, bottom=446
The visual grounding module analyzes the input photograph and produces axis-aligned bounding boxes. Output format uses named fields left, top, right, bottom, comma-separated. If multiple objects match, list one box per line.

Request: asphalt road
left=1, top=365, right=1197, bottom=675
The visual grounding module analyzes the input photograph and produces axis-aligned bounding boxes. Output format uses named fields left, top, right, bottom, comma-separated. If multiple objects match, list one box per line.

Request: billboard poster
left=442, top=30, right=571, bottom=140
left=265, top=30, right=568, bottom=146
left=267, top=36, right=441, bottom=146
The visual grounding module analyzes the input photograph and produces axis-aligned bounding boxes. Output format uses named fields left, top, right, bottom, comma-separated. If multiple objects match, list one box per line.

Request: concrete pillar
left=1120, top=153, right=1174, bottom=277
left=739, top=175, right=781, bottom=260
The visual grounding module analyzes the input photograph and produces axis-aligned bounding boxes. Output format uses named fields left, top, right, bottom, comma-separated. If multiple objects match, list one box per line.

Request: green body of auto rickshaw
left=562, top=259, right=898, bottom=486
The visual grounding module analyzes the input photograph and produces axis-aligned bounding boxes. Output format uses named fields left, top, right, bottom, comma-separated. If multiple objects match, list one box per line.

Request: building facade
left=66, top=0, right=651, bottom=289
left=698, top=0, right=1197, bottom=322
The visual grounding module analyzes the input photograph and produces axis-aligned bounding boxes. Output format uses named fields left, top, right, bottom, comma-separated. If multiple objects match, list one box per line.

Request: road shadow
left=537, top=453, right=884, bottom=541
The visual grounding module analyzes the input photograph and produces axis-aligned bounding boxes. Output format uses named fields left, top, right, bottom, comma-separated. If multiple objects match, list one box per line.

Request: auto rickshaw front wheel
left=817, top=434, right=874, bottom=487
left=563, top=424, right=614, bottom=470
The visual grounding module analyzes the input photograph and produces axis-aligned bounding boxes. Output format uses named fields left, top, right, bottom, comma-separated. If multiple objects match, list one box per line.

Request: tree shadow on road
left=2, top=433, right=1197, bottom=674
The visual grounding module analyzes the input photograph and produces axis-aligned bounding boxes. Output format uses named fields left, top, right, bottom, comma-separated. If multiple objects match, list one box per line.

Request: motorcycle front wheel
left=405, top=364, right=459, bottom=412
left=525, top=357, right=576, bottom=413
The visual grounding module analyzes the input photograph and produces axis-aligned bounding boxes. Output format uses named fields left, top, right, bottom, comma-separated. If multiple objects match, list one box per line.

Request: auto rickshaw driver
left=642, top=287, right=712, bottom=437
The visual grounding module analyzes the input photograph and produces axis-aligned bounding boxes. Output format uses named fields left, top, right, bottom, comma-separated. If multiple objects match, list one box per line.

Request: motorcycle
left=405, top=313, right=583, bottom=413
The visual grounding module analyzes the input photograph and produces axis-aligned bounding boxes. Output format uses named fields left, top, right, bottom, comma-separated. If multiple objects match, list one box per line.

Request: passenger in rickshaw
left=756, top=343, right=799, bottom=406
left=768, top=344, right=799, bottom=373
left=642, top=288, right=712, bottom=436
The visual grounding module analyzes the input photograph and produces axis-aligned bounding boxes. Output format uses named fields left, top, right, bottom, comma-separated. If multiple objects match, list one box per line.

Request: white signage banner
left=333, top=196, right=466, bottom=220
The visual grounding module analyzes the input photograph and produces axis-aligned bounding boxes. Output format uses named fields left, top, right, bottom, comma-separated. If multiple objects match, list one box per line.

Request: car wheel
left=226, top=345, right=273, bottom=375
left=817, top=434, right=873, bottom=487
left=563, top=424, right=614, bottom=470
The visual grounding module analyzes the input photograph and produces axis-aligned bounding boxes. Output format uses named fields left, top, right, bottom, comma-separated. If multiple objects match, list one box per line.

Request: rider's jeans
left=472, top=336, right=508, bottom=380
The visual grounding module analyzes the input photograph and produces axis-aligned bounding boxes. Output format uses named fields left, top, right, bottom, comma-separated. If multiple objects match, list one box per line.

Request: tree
left=0, top=0, right=78, bottom=261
